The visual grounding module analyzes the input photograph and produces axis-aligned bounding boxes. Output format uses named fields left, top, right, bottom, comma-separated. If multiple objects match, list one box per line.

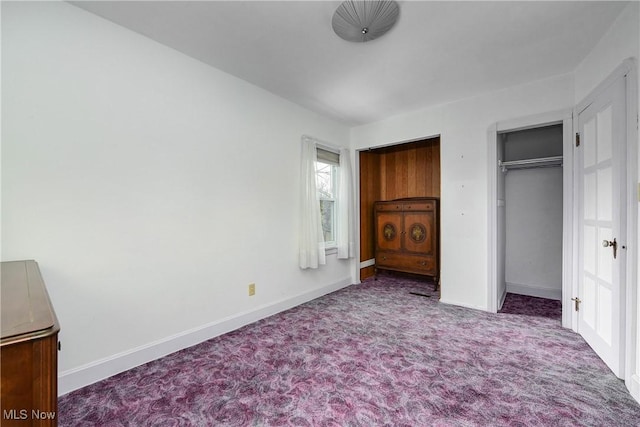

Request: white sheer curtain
left=298, top=137, right=326, bottom=269
left=337, top=148, right=355, bottom=259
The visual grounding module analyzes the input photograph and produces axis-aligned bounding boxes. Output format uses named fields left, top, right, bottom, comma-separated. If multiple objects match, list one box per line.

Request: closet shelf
left=499, top=155, right=563, bottom=172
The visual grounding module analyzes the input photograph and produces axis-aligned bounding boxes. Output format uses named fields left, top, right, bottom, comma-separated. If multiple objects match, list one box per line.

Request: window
left=316, top=147, right=340, bottom=248
left=299, top=136, right=354, bottom=269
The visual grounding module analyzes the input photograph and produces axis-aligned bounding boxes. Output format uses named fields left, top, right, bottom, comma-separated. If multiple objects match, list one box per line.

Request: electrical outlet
left=248, top=283, right=255, bottom=296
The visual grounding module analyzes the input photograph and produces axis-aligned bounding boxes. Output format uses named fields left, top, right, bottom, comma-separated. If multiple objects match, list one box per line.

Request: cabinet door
left=403, top=212, right=435, bottom=255
left=376, top=212, right=402, bottom=252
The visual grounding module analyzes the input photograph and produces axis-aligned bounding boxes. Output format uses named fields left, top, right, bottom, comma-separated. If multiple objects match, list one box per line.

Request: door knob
left=571, top=297, right=581, bottom=312
left=602, top=238, right=618, bottom=259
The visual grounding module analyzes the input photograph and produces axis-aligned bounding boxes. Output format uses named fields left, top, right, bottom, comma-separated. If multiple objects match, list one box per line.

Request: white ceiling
left=69, top=1, right=628, bottom=126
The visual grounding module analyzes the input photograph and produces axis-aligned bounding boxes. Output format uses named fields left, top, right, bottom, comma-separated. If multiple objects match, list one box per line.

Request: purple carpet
left=499, top=293, right=562, bottom=320
left=58, top=274, right=640, bottom=426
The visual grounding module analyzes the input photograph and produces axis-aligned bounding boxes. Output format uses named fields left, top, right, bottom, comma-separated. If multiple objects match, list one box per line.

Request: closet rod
left=499, top=155, right=563, bottom=172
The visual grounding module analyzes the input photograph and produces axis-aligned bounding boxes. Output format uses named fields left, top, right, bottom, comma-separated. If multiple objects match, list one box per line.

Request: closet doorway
left=489, top=110, right=574, bottom=327
left=498, top=125, right=564, bottom=315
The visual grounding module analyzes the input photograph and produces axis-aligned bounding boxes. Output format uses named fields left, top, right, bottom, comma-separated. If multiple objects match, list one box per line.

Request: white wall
left=502, top=125, right=563, bottom=161
left=505, top=167, right=563, bottom=299
left=351, top=74, right=575, bottom=310
left=2, top=1, right=354, bottom=392
left=574, top=2, right=640, bottom=105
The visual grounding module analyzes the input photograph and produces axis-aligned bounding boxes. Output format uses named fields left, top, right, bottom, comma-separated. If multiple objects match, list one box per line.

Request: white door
left=576, top=76, right=626, bottom=378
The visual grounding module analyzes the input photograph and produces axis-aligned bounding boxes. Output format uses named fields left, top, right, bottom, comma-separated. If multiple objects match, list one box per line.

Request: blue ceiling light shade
left=332, top=0, right=400, bottom=43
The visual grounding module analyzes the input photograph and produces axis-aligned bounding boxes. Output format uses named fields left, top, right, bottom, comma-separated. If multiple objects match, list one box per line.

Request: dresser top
left=1, top=260, right=59, bottom=343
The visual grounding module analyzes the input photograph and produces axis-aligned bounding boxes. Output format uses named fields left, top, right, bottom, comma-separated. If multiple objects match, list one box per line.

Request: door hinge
left=575, top=132, right=581, bottom=147
left=571, top=297, right=581, bottom=311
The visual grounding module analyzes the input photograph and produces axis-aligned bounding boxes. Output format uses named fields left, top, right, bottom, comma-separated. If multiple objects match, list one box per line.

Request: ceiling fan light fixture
left=332, top=0, right=400, bottom=43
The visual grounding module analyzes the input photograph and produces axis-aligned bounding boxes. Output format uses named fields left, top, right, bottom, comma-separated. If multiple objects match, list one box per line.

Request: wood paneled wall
left=359, top=137, right=440, bottom=280
left=359, top=151, right=381, bottom=279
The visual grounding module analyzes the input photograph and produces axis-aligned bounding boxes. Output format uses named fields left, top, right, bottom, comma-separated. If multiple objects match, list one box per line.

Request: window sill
left=324, top=246, right=338, bottom=255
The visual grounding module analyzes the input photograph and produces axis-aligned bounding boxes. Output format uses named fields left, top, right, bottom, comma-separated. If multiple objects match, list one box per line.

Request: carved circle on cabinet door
left=382, top=223, right=396, bottom=241
left=409, top=223, right=426, bottom=243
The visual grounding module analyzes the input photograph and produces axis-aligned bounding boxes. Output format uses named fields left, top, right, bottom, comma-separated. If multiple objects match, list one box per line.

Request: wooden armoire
left=374, top=197, right=439, bottom=288
left=1, top=260, right=60, bottom=427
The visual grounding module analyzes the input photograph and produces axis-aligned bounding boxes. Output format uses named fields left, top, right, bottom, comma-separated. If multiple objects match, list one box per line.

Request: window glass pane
left=320, top=200, right=335, bottom=243
left=316, top=162, right=335, bottom=199
left=316, top=160, right=338, bottom=246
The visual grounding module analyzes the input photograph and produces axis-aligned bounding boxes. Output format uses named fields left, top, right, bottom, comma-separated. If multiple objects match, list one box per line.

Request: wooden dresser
left=1, top=260, right=60, bottom=426
left=374, top=198, right=440, bottom=289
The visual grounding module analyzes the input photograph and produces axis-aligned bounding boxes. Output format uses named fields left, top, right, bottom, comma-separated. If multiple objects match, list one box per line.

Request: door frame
left=574, top=58, right=638, bottom=392
left=354, top=135, right=441, bottom=283
left=487, top=109, right=574, bottom=327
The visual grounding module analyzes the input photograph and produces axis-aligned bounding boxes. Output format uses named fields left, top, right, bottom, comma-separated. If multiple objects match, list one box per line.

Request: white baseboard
left=506, top=282, right=562, bottom=301
left=439, top=298, right=488, bottom=312
left=630, top=374, right=640, bottom=404
left=498, top=288, right=507, bottom=311
left=360, top=258, right=375, bottom=269
left=58, top=277, right=352, bottom=396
